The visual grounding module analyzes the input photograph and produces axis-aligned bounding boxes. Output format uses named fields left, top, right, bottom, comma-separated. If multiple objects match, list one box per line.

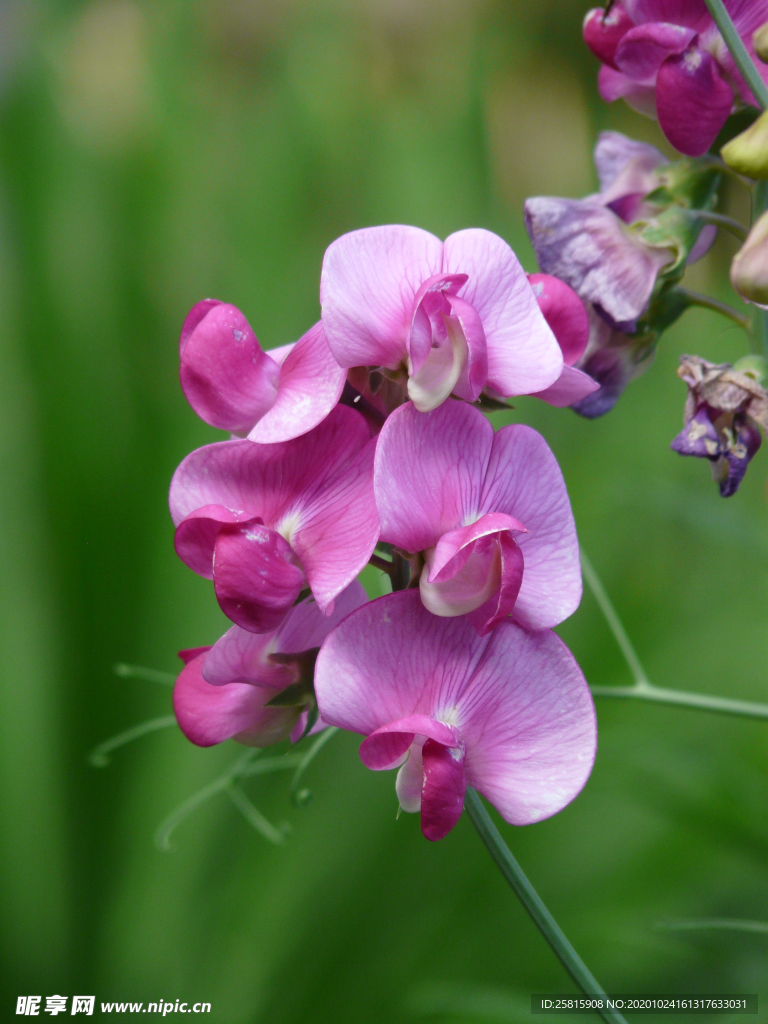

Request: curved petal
left=446, top=293, right=488, bottom=403
left=421, top=738, right=466, bottom=841
left=421, top=533, right=505, bottom=618
left=374, top=401, right=493, bottom=554
left=179, top=301, right=280, bottom=434
left=275, top=580, right=368, bottom=654
left=248, top=322, right=346, bottom=444
left=593, top=130, right=666, bottom=195
left=531, top=364, right=600, bottom=407
left=407, top=318, right=467, bottom=413
left=656, top=49, right=733, bottom=156
left=320, top=225, right=443, bottom=370
left=527, top=274, right=589, bottom=366
left=174, top=505, right=258, bottom=578
left=202, top=624, right=291, bottom=688
left=427, top=513, right=527, bottom=582
left=179, top=298, right=219, bottom=358
left=598, top=65, right=657, bottom=115
left=583, top=6, right=635, bottom=68
left=459, top=624, right=596, bottom=826
left=624, top=1, right=709, bottom=30
left=407, top=272, right=468, bottom=373
left=360, top=716, right=459, bottom=769
left=480, top=425, right=581, bottom=630
left=442, top=229, right=562, bottom=396
left=173, top=653, right=299, bottom=748
left=614, top=22, right=697, bottom=83
left=466, top=533, right=526, bottom=637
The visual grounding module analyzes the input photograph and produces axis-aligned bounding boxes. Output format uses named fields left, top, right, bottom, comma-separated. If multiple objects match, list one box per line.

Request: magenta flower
left=584, top=1, right=768, bottom=156
left=526, top=273, right=599, bottom=407
left=315, top=591, right=596, bottom=841
left=174, top=582, right=368, bottom=748
left=180, top=300, right=346, bottom=443
left=374, top=401, right=581, bottom=635
left=319, top=225, right=563, bottom=413
left=170, top=405, right=379, bottom=633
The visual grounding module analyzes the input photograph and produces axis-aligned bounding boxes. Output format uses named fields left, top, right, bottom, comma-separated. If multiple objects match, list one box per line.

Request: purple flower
left=180, top=301, right=346, bottom=443
left=584, top=0, right=768, bottom=156
left=374, top=401, right=581, bottom=635
left=319, top=225, right=563, bottom=413
left=169, top=405, right=379, bottom=632
left=174, top=583, right=368, bottom=748
left=315, top=591, right=596, bottom=841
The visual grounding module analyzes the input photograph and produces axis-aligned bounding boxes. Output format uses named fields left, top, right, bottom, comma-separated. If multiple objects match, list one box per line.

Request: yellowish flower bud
left=731, top=209, right=768, bottom=306
left=754, top=21, right=768, bottom=64
left=721, top=108, right=768, bottom=179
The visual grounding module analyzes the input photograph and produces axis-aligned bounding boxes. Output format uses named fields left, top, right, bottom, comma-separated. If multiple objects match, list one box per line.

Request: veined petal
left=374, top=401, right=493, bottom=554
left=420, top=534, right=504, bottom=618
left=360, top=716, right=459, bottom=770
left=527, top=273, right=589, bottom=366
left=427, top=513, right=527, bottom=582
left=275, top=580, right=368, bottom=654
left=446, top=294, right=488, bottom=403
left=466, top=534, right=526, bottom=637
left=174, top=505, right=258, bottom=578
left=421, top=739, right=466, bottom=841
left=202, top=625, right=291, bottom=688
left=531, top=364, right=600, bottom=407
left=614, top=22, right=697, bottom=83
left=656, top=49, right=733, bottom=156
left=179, top=301, right=280, bottom=434
left=442, top=229, right=562, bottom=396
left=320, top=224, right=443, bottom=370
left=248, top=322, right=346, bottom=444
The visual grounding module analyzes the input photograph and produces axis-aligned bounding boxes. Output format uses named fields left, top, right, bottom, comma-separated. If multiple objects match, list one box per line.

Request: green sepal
left=265, top=681, right=315, bottom=708
left=645, top=157, right=720, bottom=211
left=733, top=355, right=768, bottom=385
left=636, top=208, right=710, bottom=277
left=297, top=701, right=320, bottom=742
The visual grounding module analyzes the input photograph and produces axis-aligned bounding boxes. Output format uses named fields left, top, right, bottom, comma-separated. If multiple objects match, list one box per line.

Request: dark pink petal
left=583, top=6, right=635, bottom=68
left=374, top=401, right=492, bottom=554
left=593, top=130, right=667, bottom=194
left=174, top=505, right=258, bottom=578
left=407, top=272, right=468, bottom=373
left=202, top=624, right=293, bottom=688
left=428, top=513, right=527, bottom=582
left=420, top=739, right=466, bottom=841
left=179, top=301, right=280, bottom=434
left=360, top=716, right=459, bottom=769
left=598, top=65, right=657, bottom=115
left=481, top=425, right=581, bottom=630
left=213, top=522, right=306, bottom=633
left=531, top=365, right=600, bottom=408
left=715, top=1, right=768, bottom=104
left=173, top=653, right=299, bottom=748
left=446, top=293, right=489, bottom=403
left=320, top=225, right=443, bottom=370
left=178, top=646, right=211, bottom=665
left=614, top=22, right=697, bottom=83
left=179, top=299, right=219, bottom=357
left=625, top=0, right=711, bottom=30
left=466, top=533, right=525, bottom=637
left=442, top=229, right=562, bottom=396
left=656, top=49, right=732, bottom=156
left=687, top=223, right=717, bottom=264
left=247, top=322, right=346, bottom=444
left=527, top=274, right=589, bottom=366
left=421, top=533, right=506, bottom=620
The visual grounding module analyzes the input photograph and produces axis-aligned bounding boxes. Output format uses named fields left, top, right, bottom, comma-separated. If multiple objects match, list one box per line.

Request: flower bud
left=721, top=108, right=768, bottom=179
left=731, top=209, right=768, bottom=306
left=754, top=22, right=768, bottom=64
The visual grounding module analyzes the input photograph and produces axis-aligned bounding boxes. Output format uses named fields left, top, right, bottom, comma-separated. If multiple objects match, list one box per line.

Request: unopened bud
left=721, top=108, right=768, bottom=179
left=753, top=21, right=768, bottom=64
left=731, top=209, right=768, bottom=306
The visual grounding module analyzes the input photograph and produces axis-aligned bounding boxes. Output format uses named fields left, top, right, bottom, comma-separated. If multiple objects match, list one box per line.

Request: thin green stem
left=290, top=726, right=339, bottom=806
left=676, top=287, right=751, bottom=334
left=691, top=210, right=748, bottom=241
left=464, top=789, right=627, bottom=1024
left=226, top=783, right=287, bottom=845
left=369, top=554, right=396, bottom=577
left=89, top=715, right=177, bottom=767
left=657, top=919, right=768, bottom=934
left=113, top=663, right=175, bottom=686
left=580, top=552, right=649, bottom=687
left=703, top=0, right=768, bottom=110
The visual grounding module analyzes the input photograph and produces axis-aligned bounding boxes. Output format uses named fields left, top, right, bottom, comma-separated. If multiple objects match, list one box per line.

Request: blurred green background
left=1, top=1, right=767, bottom=1021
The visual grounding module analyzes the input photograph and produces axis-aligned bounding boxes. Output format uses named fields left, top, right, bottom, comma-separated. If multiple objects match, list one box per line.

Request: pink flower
left=170, top=405, right=379, bottom=633
left=319, top=225, right=563, bottom=413
left=584, top=0, right=768, bottom=156
left=526, top=274, right=600, bottom=408
left=174, top=582, right=368, bottom=747
left=180, top=301, right=346, bottom=443
left=374, top=401, right=581, bottom=635
left=315, top=591, right=596, bottom=841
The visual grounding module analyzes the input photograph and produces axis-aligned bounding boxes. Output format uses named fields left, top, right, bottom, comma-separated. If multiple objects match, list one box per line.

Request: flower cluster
left=170, top=226, right=597, bottom=840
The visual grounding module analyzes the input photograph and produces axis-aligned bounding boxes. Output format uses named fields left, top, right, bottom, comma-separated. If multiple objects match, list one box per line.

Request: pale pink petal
left=202, top=624, right=291, bottom=688
left=421, top=739, right=466, bottom=841
left=174, top=506, right=257, bottom=578
left=275, top=580, right=368, bottom=654
left=687, top=223, right=717, bottom=264
left=248, top=322, right=346, bottom=444
left=598, top=65, right=658, bottom=115
left=446, top=294, right=488, bottom=403
left=360, top=716, right=459, bottom=770
left=266, top=341, right=295, bottom=366
left=374, top=401, right=492, bottom=554
left=442, top=229, right=562, bottom=396
left=179, top=301, right=280, bottom=434
left=614, top=22, right=697, bottom=82
left=583, top=6, right=635, bottom=68
left=420, top=533, right=504, bottom=618
left=407, top=320, right=467, bottom=413
left=592, top=130, right=667, bottom=198
left=527, top=274, right=589, bottom=366
left=531, top=364, right=600, bottom=407
left=480, top=425, right=581, bottom=629
left=656, top=48, right=732, bottom=156
left=320, top=225, right=443, bottom=370
left=458, top=624, right=596, bottom=825
left=396, top=743, right=424, bottom=813
left=427, top=513, right=527, bottom=581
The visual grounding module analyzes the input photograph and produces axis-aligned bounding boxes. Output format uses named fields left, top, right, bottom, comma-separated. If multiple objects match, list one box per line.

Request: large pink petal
left=656, top=49, right=732, bottom=156
left=531, top=364, right=600, bottom=408
left=174, top=505, right=258, bottom=578
left=374, top=401, right=492, bottom=554
left=320, top=225, right=443, bottom=370
left=583, top=6, right=635, bottom=68
left=360, top=716, right=459, bottom=769
left=275, top=580, right=368, bottom=654
left=598, top=65, right=658, bottom=115
left=421, top=739, right=466, bottom=841
left=527, top=274, right=589, bottom=366
left=174, top=652, right=299, bottom=748
left=458, top=623, right=596, bottom=826
left=213, top=522, right=305, bottom=633
left=481, top=425, right=581, bottom=630
left=442, top=229, right=562, bottom=396
left=624, top=0, right=711, bottom=30
left=247, top=322, right=346, bottom=444
left=179, top=301, right=280, bottom=434
left=614, top=22, right=697, bottom=82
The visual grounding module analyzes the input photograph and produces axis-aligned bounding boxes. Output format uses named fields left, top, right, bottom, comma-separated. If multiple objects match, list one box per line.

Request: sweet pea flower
left=374, top=401, right=581, bottom=635
left=315, top=591, right=596, bottom=841
left=319, top=225, right=563, bottom=414
left=174, top=582, right=367, bottom=748
left=170, top=405, right=379, bottom=633
left=584, top=0, right=768, bottom=156
left=180, top=301, right=346, bottom=443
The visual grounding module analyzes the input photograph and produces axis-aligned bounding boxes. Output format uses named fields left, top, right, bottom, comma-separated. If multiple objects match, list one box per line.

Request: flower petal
left=598, top=65, right=657, bottom=115
left=624, top=1, right=709, bottom=30
left=614, top=22, right=697, bottom=83
left=446, top=293, right=489, bottom=403
left=531, top=364, right=600, bottom=408
left=247, top=322, right=346, bottom=444
left=320, top=225, right=443, bottom=370
left=583, top=6, right=635, bottom=68
left=593, top=130, right=666, bottom=195
left=202, top=624, right=291, bottom=688
left=360, top=716, right=459, bottom=770
left=374, top=401, right=492, bottom=554
left=527, top=274, right=589, bottom=366
left=442, top=229, right=562, bottom=396
left=407, top=317, right=467, bottom=413
left=466, top=533, right=526, bottom=637
left=480, top=425, right=581, bottom=630
left=174, top=505, right=258, bottom=578
left=656, top=49, right=733, bottom=156
left=420, top=739, right=466, bottom=841
left=275, top=580, right=368, bottom=654
left=407, top=272, right=468, bottom=374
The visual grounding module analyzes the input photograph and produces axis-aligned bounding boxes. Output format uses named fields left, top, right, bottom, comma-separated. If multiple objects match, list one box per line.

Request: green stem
left=657, top=919, right=768, bottom=934
left=113, top=663, right=175, bottom=686
left=580, top=552, right=649, bottom=687
left=703, top=0, right=768, bottom=110
left=691, top=210, right=748, bottom=241
left=675, top=287, right=751, bottom=334
left=290, top=726, right=339, bottom=806
left=464, top=789, right=627, bottom=1024
left=89, top=715, right=177, bottom=767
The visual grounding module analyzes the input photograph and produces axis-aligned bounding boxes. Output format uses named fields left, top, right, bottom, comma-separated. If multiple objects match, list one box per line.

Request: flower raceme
left=169, top=405, right=379, bottom=633
left=584, top=0, right=768, bottom=156
left=315, top=591, right=597, bottom=841
left=174, top=583, right=368, bottom=748
left=320, top=225, right=564, bottom=413
left=374, top=401, right=581, bottom=635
